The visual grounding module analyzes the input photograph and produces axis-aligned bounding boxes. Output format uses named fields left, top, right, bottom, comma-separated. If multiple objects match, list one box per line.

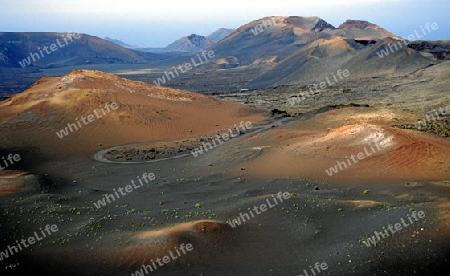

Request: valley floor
left=1, top=104, right=449, bottom=275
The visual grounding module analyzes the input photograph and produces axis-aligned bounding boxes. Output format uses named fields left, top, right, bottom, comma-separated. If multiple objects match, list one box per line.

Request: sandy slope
left=0, top=69, right=271, bottom=160
left=226, top=106, right=450, bottom=184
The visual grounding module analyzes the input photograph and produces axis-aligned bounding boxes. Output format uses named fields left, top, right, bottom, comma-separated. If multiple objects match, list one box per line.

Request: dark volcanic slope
left=0, top=32, right=149, bottom=68
left=247, top=37, right=434, bottom=88
left=204, top=16, right=398, bottom=68
left=161, top=16, right=442, bottom=92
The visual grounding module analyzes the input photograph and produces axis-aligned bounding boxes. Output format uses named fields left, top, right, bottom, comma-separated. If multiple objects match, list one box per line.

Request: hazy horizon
left=1, top=0, right=448, bottom=47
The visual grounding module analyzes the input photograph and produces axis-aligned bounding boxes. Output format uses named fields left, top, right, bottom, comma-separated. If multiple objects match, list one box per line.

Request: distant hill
left=164, top=34, right=216, bottom=54
left=175, top=16, right=441, bottom=90
left=1, top=19, right=447, bottom=93
left=204, top=16, right=400, bottom=68
left=0, top=32, right=151, bottom=68
left=135, top=28, right=235, bottom=54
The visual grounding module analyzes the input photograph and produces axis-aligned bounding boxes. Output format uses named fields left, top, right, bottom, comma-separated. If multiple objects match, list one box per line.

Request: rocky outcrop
left=407, top=41, right=450, bottom=60
left=338, top=20, right=381, bottom=30
left=313, top=19, right=336, bottom=31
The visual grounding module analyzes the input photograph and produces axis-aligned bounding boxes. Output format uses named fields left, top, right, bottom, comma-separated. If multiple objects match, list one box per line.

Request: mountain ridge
left=162, top=15, right=442, bottom=91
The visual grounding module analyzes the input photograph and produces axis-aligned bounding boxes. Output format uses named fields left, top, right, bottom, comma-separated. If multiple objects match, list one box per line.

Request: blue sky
left=1, top=0, right=448, bottom=47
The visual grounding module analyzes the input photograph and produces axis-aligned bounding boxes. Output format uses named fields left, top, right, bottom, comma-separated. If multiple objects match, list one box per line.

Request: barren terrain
left=1, top=16, right=450, bottom=276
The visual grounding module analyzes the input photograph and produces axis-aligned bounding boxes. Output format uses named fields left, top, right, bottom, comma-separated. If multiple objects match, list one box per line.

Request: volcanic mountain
left=164, top=34, right=216, bottom=54
left=168, top=16, right=440, bottom=91
left=0, top=32, right=155, bottom=68
left=0, top=69, right=270, bottom=160
left=204, top=16, right=398, bottom=67
left=137, top=29, right=234, bottom=54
